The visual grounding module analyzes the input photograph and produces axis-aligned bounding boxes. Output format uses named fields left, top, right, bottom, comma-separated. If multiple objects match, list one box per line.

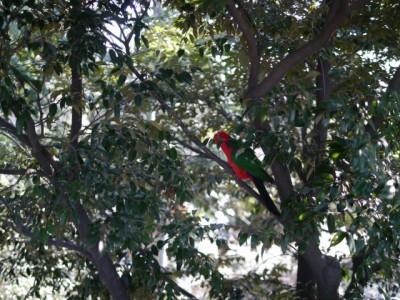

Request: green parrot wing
left=231, top=146, right=274, bottom=183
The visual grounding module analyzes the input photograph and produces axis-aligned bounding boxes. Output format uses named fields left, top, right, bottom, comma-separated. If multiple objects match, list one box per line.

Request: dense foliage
left=0, top=0, right=399, bottom=299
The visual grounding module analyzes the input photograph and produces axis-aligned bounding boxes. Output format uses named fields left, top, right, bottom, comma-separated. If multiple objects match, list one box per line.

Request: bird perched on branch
left=214, top=131, right=281, bottom=217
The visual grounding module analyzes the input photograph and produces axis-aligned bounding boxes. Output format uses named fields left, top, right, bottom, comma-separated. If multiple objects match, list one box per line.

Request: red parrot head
left=214, top=131, right=231, bottom=145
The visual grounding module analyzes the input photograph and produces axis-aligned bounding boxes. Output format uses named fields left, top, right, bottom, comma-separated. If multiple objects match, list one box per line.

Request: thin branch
left=0, top=169, right=28, bottom=175
left=202, top=97, right=234, bottom=123
left=302, top=50, right=331, bottom=183
left=174, top=138, right=208, bottom=157
left=226, top=0, right=260, bottom=88
left=0, top=168, right=46, bottom=177
left=0, top=196, right=91, bottom=258
left=161, top=273, right=198, bottom=299
left=247, top=0, right=368, bottom=98
left=103, top=26, right=125, bottom=44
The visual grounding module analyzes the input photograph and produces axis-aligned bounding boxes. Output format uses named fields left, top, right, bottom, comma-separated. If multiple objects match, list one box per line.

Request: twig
left=161, top=273, right=198, bottom=299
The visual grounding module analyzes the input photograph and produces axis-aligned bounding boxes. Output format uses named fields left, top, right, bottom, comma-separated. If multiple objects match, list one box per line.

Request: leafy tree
left=0, top=0, right=399, bottom=299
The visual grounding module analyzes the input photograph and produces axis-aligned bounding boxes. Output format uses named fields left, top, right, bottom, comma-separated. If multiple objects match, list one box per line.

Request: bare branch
left=247, top=0, right=368, bottom=98
left=226, top=0, right=260, bottom=88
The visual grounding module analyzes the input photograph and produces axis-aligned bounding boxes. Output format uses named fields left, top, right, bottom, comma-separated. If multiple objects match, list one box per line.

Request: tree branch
left=0, top=117, right=32, bottom=147
left=0, top=196, right=91, bottom=258
left=161, top=273, right=198, bottom=299
left=26, top=118, right=58, bottom=175
left=226, top=0, right=260, bottom=88
left=174, top=138, right=208, bottom=157
left=0, top=168, right=47, bottom=177
left=0, top=116, right=58, bottom=177
left=246, top=0, right=368, bottom=98
left=69, top=57, right=83, bottom=149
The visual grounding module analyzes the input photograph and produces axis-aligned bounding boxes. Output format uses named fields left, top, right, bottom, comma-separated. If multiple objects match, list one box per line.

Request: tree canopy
left=0, top=0, right=399, bottom=299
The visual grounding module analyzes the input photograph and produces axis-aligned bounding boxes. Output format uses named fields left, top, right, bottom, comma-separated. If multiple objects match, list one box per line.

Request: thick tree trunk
left=75, top=204, right=130, bottom=299
left=302, top=244, right=341, bottom=300
left=296, top=255, right=316, bottom=299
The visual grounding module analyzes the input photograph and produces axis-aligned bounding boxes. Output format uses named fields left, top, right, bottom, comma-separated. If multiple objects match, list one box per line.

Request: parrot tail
left=251, top=176, right=281, bottom=217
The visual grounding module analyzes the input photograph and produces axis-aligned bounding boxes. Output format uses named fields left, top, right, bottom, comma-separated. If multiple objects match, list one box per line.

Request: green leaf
left=167, top=148, right=178, bottom=160
left=313, top=201, right=328, bottom=212
left=346, top=234, right=355, bottom=255
left=141, top=35, right=149, bottom=48
left=331, top=231, right=346, bottom=247
left=158, top=131, right=164, bottom=141
left=39, top=228, right=48, bottom=244
left=280, top=234, right=289, bottom=254
left=238, top=231, right=249, bottom=246
left=175, top=71, right=192, bottom=84
left=16, top=116, right=26, bottom=134
left=114, top=103, right=120, bottom=118
left=134, top=95, right=142, bottom=107
left=327, top=213, right=335, bottom=233
left=151, top=245, right=158, bottom=255
left=117, top=74, right=126, bottom=87
left=48, top=103, right=57, bottom=118
left=250, top=234, right=258, bottom=248
left=177, top=49, right=185, bottom=57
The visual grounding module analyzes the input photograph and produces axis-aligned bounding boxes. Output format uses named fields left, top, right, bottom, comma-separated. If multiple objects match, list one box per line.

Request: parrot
left=214, top=131, right=281, bottom=217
